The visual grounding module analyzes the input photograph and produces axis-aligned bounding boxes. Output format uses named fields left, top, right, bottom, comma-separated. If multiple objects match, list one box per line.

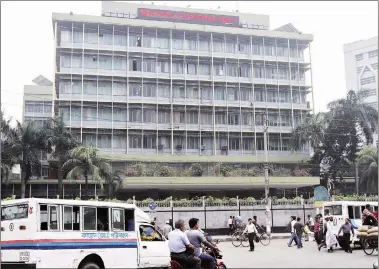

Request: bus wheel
left=80, top=262, right=101, bottom=269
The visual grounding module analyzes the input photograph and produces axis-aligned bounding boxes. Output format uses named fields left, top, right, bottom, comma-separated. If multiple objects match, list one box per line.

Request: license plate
left=19, top=251, right=30, bottom=262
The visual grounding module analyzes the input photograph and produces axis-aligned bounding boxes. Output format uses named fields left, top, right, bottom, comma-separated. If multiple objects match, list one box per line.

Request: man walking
left=243, top=218, right=258, bottom=252
left=307, top=215, right=314, bottom=231
left=287, top=216, right=298, bottom=247
left=163, top=220, right=173, bottom=239
left=293, top=217, right=304, bottom=249
left=228, top=216, right=233, bottom=234
left=338, top=218, right=354, bottom=253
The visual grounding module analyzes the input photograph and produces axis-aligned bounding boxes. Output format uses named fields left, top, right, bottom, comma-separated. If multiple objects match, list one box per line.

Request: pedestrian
left=243, top=218, right=258, bottom=252
left=307, top=214, right=314, bottom=231
left=325, top=216, right=338, bottom=253
left=303, top=222, right=311, bottom=242
left=232, top=216, right=236, bottom=231
left=293, top=217, right=304, bottom=249
left=337, top=218, right=354, bottom=253
left=314, top=215, right=321, bottom=245
left=228, top=216, right=233, bottom=234
left=318, top=214, right=324, bottom=244
left=162, top=220, right=173, bottom=239
left=287, top=216, right=298, bottom=247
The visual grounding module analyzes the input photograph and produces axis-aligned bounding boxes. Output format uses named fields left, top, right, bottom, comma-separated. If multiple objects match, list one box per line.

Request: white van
left=322, top=201, right=378, bottom=244
left=1, top=198, right=170, bottom=269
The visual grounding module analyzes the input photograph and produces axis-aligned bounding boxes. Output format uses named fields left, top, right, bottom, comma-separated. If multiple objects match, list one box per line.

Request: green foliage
left=190, top=163, right=204, bottom=177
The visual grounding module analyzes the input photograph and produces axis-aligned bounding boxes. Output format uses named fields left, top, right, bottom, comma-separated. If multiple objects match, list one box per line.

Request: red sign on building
left=137, top=8, right=240, bottom=27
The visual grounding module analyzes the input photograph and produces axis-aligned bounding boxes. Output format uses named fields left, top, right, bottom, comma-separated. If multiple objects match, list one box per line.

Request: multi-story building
left=1, top=2, right=319, bottom=200
left=23, top=75, right=53, bottom=180
left=344, top=37, right=378, bottom=107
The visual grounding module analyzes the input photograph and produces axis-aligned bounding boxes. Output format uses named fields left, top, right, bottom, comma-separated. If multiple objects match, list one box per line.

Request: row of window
left=59, top=81, right=307, bottom=102
left=60, top=29, right=305, bottom=58
left=80, top=134, right=294, bottom=151
left=357, top=63, right=378, bottom=73
left=24, top=101, right=52, bottom=114
left=355, top=50, right=378, bottom=61
left=60, top=55, right=306, bottom=80
left=361, top=76, right=376, bottom=85
left=59, top=107, right=301, bottom=126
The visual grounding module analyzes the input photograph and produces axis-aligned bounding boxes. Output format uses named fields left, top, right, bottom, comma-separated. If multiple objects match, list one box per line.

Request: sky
left=1, top=1, right=378, bottom=124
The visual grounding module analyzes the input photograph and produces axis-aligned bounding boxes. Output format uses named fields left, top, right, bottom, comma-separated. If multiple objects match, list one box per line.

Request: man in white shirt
left=227, top=216, right=233, bottom=234
left=243, top=218, right=258, bottom=251
left=308, top=215, right=314, bottom=231
left=287, top=216, right=298, bottom=247
left=168, top=219, right=201, bottom=269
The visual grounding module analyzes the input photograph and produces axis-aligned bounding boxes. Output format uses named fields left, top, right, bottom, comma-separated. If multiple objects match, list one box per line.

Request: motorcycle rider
left=186, top=218, right=219, bottom=269
left=168, top=219, right=201, bottom=269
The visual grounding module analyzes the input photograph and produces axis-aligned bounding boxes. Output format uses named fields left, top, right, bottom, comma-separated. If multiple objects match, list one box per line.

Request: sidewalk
left=213, top=233, right=289, bottom=242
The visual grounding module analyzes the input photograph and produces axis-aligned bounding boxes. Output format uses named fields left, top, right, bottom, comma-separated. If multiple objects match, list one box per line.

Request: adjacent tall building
left=344, top=37, right=378, bottom=107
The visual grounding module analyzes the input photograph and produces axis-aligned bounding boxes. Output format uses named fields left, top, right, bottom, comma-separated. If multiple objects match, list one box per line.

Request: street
left=219, top=239, right=377, bottom=268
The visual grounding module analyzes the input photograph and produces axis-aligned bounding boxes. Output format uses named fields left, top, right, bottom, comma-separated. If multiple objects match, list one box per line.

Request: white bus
left=1, top=198, right=170, bottom=269
left=322, top=201, right=378, bottom=245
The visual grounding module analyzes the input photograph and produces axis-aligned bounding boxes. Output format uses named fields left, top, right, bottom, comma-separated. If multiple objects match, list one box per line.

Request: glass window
left=129, top=135, right=142, bottom=148
left=140, top=225, right=164, bottom=242
left=83, top=207, right=97, bottom=231
left=1, top=204, right=28, bottom=221
left=355, top=54, right=363, bottom=61
left=63, top=206, right=73, bottom=230
left=112, top=208, right=125, bottom=230
left=187, top=137, right=199, bottom=149
left=229, top=138, right=240, bottom=150
left=48, top=206, right=59, bottom=230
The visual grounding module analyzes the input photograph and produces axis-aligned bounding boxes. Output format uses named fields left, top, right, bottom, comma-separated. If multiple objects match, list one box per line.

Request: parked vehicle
left=1, top=198, right=170, bottom=269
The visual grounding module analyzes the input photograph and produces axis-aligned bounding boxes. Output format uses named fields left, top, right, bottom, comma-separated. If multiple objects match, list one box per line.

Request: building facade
left=1, top=2, right=319, bottom=200
left=344, top=37, right=378, bottom=107
left=23, top=75, right=53, bottom=179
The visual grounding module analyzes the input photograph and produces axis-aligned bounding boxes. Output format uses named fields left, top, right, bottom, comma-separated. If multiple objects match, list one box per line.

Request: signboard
left=137, top=8, right=240, bottom=27
left=314, top=186, right=329, bottom=201
left=148, top=201, right=158, bottom=211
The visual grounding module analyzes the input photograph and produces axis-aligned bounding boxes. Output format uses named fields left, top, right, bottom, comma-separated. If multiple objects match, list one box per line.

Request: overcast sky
left=1, top=1, right=378, bottom=123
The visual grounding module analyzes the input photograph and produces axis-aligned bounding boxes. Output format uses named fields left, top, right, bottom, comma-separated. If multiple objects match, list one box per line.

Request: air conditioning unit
left=158, top=144, right=164, bottom=150
left=201, top=145, right=206, bottom=150
left=176, top=145, right=183, bottom=150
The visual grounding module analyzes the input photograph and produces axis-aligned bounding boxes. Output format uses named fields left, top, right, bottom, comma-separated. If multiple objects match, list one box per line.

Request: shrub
left=220, top=166, right=233, bottom=177
left=157, top=165, right=176, bottom=177
left=126, top=169, right=138, bottom=177
left=190, top=164, right=204, bottom=177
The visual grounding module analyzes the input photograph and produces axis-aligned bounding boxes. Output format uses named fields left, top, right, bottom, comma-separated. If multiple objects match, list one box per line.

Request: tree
left=63, top=146, right=111, bottom=199
left=45, top=116, right=78, bottom=198
left=1, top=111, right=15, bottom=183
left=10, top=121, right=47, bottom=198
left=327, top=89, right=378, bottom=145
left=357, top=146, right=378, bottom=194
left=102, top=170, right=124, bottom=198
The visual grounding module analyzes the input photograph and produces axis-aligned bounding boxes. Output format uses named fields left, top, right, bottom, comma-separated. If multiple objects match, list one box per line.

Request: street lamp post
left=263, top=115, right=271, bottom=235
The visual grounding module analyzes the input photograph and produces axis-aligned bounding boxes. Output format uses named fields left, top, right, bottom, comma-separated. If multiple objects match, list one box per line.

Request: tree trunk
left=21, top=174, right=26, bottom=199
left=57, top=159, right=63, bottom=199
left=354, top=162, right=359, bottom=194
left=108, top=183, right=112, bottom=198
left=85, top=172, right=89, bottom=200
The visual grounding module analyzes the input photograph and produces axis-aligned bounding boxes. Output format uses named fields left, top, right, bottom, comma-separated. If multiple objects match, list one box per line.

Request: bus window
left=64, top=206, right=73, bottom=230
left=83, top=207, right=97, bottom=231
left=348, top=206, right=354, bottom=219
left=1, top=204, right=28, bottom=221
left=125, top=209, right=135, bottom=232
left=324, top=206, right=331, bottom=216
left=354, top=207, right=361, bottom=219
left=96, top=207, right=109, bottom=231
left=48, top=205, right=59, bottom=230
left=332, top=205, right=342, bottom=215
left=73, top=206, right=80, bottom=230
left=40, top=205, right=48, bottom=230
left=112, top=208, right=125, bottom=231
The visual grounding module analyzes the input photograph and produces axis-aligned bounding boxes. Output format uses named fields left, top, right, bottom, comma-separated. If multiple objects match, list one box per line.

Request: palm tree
left=327, top=89, right=378, bottom=145
left=291, top=112, right=328, bottom=151
left=10, top=121, right=47, bottom=198
left=45, top=116, right=78, bottom=198
left=357, top=146, right=378, bottom=194
left=1, top=111, right=15, bottom=183
left=62, top=146, right=111, bottom=199
left=102, top=170, right=124, bottom=198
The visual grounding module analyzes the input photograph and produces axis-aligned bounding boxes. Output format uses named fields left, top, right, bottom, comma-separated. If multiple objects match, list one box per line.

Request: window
left=143, top=135, right=156, bottom=149
left=44, top=103, right=52, bottom=113
left=243, top=138, right=253, bottom=150
left=213, top=41, right=224, bottom=52
left=40, top=205, right=59, bottom=231
left=187, top=137, right=199, bottom=149
left=215, top=112, right=226, bottom=124
left=83, top=207, right=97, bottom=231
left=186, top=62, right=197, bottom=75
left=129, top=83, right=142, bottom=96
left=229, top=138, right=240, bottom=150
left=239, top=64, right=250, bottom=78
left=143, top=59, right=156, bottom=73
left=25, top=102, right=34, bottom=113
left=356, top=66, right=364, bottom=74
left=112, top=208, right=125, bottom=230
left=1, top=204, right=28, bottom=221
left=129, top=135, right=142, bottom=148
left=114, top=56, right=127, bottom=70
left=186, top=111, right=198, bottom=124
left=143, top=110, right=156, bottom=123
left=214, top=87, right=225, bottom=100
left=157, top=37, right=169, bottom=49
left=185, top=37, right=197, bottom=51
left=254, top=67, right=264, bottom=78
left=130, top=59, right=142, bottom=71
left=129, top=109, right=142, bottom=122
left=139, top=225, right=164, bottom=241
left=172, top=38, right=183, bottom=50
left=172, top=62, right=183, bottom=74
left=372, top=63, right=378, bottom=70
left=226, top=63, right=237, bottom=77
left=199, top=64, right=210, bottom=75
left=355, top=54, right=363, bottom=61
left=228, top=114, right=239, bottom=125
left=125, top=209, right=135, bottom=231
left=143, top=84, right=156, bottom=97
left=63, top=206, right=80, bottom=231
left=159, top=61, right=170, bottom=73
left=361, top=76, right=376, bottom=85
left=158, top=111, right=170, bottom=123
left=369, top=50, right=378, bottom=58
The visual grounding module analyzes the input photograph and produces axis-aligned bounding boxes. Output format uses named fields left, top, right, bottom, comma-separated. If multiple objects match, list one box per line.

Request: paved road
left=218, top=239, right=377, bottom=268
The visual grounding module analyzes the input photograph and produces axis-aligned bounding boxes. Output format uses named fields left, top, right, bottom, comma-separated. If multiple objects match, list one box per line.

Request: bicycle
left=255, top=225, right=271, bottom=246
left=231, top=231, right=250, bottom=247
left=362, top=237, right=378, bottom=256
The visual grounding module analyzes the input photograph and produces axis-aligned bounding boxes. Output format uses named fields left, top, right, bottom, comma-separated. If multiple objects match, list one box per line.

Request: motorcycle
left=170, top=239, right=226, bottom=269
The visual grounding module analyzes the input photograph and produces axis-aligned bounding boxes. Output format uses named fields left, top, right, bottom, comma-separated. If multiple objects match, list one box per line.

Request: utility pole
left=263, top=114, right=271, bottom=235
